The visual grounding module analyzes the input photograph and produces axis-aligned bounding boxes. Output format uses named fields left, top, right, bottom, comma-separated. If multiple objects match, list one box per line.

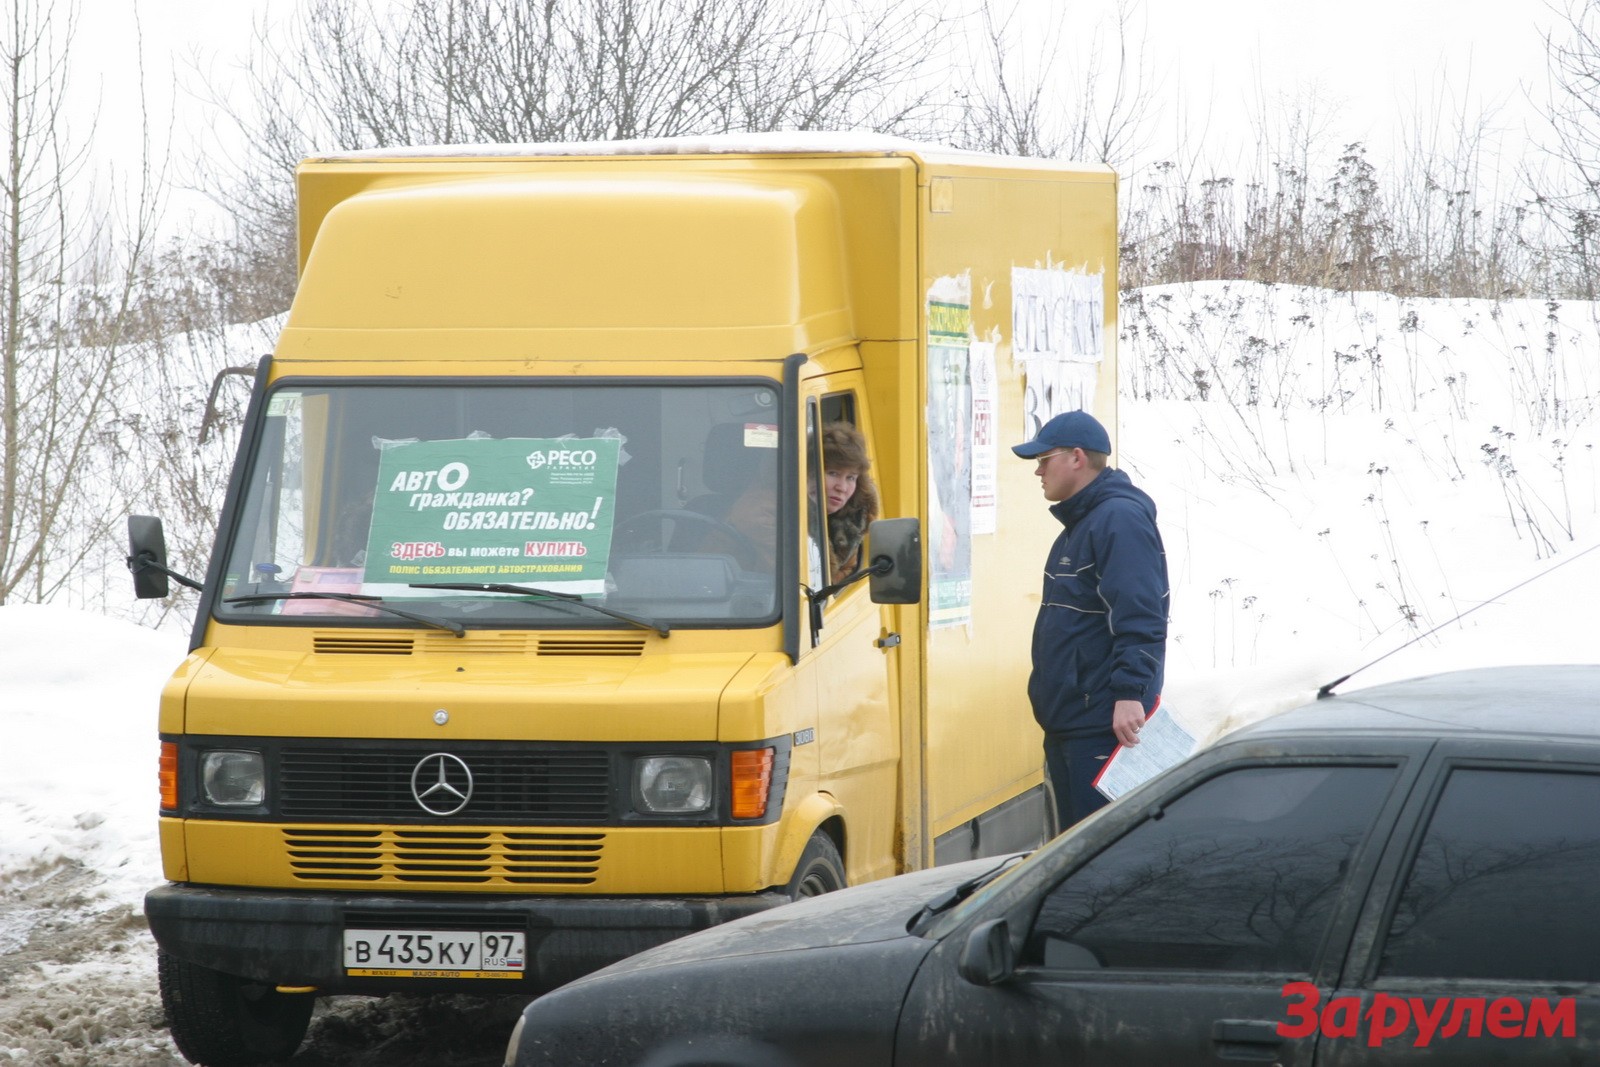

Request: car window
left=1377, top=767, right=1600, bottom=983
left=1026, top=765, right=1398, bottom=973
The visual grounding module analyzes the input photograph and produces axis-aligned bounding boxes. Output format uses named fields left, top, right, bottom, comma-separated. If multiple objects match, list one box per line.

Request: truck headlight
left=632, top=756, right=711, bottom=814
left=201, top=750, right=265, bottom=806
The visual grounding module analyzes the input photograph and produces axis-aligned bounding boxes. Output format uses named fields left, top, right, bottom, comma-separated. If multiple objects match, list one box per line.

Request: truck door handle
left=1212, top=1018, right=1283, bottom=1061
left=875, top=632, right=900, bottom=649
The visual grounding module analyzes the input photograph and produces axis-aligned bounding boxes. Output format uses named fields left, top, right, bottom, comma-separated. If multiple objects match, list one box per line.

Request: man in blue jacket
left=1013, top=410, right=1169, bottom=830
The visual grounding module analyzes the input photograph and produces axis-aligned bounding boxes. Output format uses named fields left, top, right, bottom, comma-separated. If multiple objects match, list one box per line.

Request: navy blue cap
left=1012, top=410, right=1111, bottom=458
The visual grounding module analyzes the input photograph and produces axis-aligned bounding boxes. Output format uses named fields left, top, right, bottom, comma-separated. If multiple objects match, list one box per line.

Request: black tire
left=785, top=831, right=846, bottom=899
left=158, top=951, right=314, bottom=1066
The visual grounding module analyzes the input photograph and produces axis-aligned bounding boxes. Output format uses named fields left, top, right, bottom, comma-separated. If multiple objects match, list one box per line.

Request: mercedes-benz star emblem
left=410, top=753, right=474, bottom=816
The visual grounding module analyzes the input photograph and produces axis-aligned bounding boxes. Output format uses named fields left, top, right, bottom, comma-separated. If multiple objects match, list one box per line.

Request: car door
left=895, top=753, right=1424, bottom=1066
left=1319, top=742, right=1600, bottom=1065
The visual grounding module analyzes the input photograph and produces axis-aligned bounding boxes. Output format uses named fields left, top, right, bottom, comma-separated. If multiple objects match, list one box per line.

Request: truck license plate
left=343, top=929, right=526, bottom=979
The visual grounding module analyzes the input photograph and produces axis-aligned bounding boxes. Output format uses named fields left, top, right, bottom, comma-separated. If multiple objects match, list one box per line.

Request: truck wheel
left=158, top=951, right=313, bottom=1066
left=785, top=831, right=846, bottom=899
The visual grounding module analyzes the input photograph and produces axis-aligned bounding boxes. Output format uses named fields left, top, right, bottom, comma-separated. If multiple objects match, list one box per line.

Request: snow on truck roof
left=304, top=130, right=1114, bottom=175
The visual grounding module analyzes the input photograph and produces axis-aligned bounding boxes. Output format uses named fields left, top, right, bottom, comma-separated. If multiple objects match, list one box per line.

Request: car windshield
left=215, top=379, right=783, bottom=628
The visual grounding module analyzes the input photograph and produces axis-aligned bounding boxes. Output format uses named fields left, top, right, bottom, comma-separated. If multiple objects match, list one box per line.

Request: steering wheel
left=612, top=509, right=765, bottom=564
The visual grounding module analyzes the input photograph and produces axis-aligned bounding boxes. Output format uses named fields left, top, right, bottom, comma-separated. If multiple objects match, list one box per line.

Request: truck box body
left=143, top=136, right=1118, bottom=1018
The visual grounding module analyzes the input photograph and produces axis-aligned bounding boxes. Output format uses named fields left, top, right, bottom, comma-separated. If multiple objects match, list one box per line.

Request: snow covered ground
left=1, top=281, right=1597, bottom=1063
left=1125, top=282, right=1600, bottom=734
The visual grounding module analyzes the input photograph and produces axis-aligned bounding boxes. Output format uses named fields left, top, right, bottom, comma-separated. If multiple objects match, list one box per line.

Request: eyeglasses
left=1032, top=447, right=1076, bottom=462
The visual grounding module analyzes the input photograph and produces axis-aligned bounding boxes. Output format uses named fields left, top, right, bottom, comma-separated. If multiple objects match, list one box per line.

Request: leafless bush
left=1527, top=0, right=1600, bottom=298
left=1121, top=137, right=1541, bottom=297
left=103, top=318, right=268, bottom=627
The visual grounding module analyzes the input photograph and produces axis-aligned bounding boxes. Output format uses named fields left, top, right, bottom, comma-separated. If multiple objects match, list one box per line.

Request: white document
left=1093, top=709, right=1198, bottom=801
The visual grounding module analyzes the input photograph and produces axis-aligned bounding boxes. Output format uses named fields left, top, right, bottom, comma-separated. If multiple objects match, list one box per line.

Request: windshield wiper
left=908, top=853, right=1028, bottom=934
left=407, top=582, right=670, bottom=638
left=224, top=592, right=466, bottom=637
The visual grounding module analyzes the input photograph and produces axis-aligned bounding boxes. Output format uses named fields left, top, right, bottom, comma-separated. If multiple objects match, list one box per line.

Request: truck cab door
left=801, top=377, right=902, bottom=886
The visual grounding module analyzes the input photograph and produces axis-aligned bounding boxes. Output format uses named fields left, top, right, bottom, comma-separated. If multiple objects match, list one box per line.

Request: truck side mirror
left=127, top=516, right=204, bottom=597
left=866, top=517, right=921, bottom=605
left=128, top=515, right=171, bottom=599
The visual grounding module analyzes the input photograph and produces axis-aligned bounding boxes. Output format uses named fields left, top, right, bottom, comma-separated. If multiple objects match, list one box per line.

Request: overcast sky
left=68, top=0, right=1565, bottom=228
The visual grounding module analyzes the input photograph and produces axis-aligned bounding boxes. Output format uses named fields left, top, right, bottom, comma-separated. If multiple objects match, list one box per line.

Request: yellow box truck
left=128, top=134, right=1118, bottom=1063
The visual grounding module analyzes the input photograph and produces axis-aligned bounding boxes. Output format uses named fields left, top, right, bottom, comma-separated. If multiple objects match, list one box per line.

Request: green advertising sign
left=363, top=437, right=621, bottom=593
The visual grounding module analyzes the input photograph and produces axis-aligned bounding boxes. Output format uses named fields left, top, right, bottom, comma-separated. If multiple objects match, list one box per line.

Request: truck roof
left=301, top=130, right=1115, bottom=177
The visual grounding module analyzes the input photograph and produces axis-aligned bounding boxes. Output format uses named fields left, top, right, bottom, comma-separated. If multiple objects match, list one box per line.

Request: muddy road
left=0, top=863, right=530, bottom=1066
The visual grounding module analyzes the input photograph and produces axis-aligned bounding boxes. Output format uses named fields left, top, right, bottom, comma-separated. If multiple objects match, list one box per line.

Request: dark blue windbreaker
left=1028, top=467, right=1169, bottom=737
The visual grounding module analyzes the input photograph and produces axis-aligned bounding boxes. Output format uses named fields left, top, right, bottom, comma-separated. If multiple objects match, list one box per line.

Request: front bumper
left=144, top=883, right=790, bottom=995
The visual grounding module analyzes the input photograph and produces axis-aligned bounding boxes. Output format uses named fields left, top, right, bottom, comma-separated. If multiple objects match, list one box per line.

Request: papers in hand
left=1092, top=708, right=1198, bottom=801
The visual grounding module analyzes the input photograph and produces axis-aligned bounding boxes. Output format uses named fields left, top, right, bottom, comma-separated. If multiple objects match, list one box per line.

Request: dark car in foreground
left=504, top=664, right=1600, bottom=1066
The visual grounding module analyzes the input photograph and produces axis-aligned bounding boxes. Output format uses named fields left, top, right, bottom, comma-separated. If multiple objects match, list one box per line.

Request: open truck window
left=804, top=390, right=871, bottom=598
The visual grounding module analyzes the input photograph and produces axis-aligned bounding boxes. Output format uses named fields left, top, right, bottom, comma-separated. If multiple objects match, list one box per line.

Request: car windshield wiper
left=407, top=582, right=670, bottom=638
left=907, top=853, right=1028, bottom=934
left=224, top=592, right=466, bottom=637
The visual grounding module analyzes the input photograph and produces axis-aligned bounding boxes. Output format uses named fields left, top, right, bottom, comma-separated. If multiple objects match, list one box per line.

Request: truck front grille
left=278, top=745, right=612, bottom=822
left=283, top=828, right=605, bottom=886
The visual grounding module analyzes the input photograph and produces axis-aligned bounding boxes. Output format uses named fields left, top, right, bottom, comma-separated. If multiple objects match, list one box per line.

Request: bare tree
left=0, top=0, right=169, bottom=606
left=938, top=0, right=1155, bottom=163
left=2, top=0, right=99, bottom=604
left=1530, top=0, right=1600, bottom=298
left=195, top=0, right=955, bottom=288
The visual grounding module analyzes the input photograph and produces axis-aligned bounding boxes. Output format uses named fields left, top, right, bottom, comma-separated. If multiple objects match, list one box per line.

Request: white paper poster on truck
left=1012, top=267, right=1104, bottom=437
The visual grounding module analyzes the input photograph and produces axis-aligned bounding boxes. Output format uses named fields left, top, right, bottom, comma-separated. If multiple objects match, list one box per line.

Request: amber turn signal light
left=159, top=741, right=179, bottom=811
left=730, top=748, right=775, bottom=819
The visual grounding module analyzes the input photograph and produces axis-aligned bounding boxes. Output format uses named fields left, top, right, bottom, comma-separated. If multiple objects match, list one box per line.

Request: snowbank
left=0, top=605, right=186, bottom=906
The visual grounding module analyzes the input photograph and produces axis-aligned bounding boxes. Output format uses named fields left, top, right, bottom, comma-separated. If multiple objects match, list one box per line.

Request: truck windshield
left=215, top=379, right=784, bottom=628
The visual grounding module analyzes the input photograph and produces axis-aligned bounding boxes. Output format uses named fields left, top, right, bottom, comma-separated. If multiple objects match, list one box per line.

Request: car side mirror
left=957, top=918, right=1014, bottom=986
left=866, top=518, right=921, bottom=605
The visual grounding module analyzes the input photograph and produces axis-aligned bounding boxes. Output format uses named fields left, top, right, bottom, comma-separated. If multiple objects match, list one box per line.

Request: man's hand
left=1112, top=699, right=1148, bottom=746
